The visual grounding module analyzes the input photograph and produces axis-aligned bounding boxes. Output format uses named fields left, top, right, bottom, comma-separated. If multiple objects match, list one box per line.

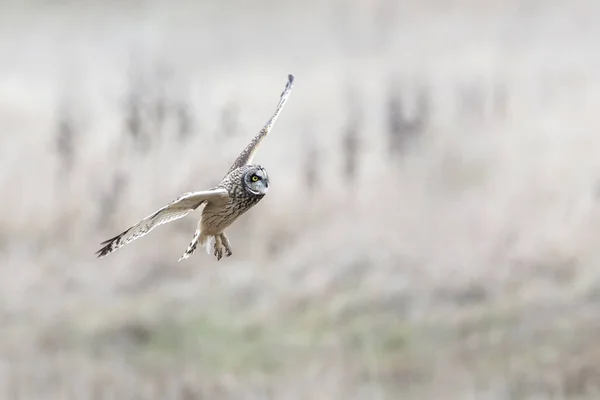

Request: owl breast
left=200, top=191, right=264, bottom=234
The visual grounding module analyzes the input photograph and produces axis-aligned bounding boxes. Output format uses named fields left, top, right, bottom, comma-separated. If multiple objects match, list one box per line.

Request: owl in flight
left=96, top=74, right=295, bottom=261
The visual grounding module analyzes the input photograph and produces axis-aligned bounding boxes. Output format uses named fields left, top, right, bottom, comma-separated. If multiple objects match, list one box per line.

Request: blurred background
left=1, top=0, right=600, bottom=398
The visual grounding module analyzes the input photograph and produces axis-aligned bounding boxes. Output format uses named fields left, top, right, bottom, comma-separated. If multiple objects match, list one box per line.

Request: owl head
left=242, top=165, right=269, bottom=196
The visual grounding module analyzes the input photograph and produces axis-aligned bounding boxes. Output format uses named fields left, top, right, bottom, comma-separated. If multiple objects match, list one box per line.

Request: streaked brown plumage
left=96, top=74, right=294, bottom=261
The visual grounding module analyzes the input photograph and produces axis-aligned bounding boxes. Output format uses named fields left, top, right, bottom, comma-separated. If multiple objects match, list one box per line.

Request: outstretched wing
left=225, top=73, right=295, bottom=176
left=96, top=188, right=229, bottom=258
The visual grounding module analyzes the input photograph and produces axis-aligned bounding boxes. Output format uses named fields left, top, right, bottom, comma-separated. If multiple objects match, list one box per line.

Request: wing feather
left=225, top=74, right=294, bottom=176
left=96, top=188, right=229, bottom=258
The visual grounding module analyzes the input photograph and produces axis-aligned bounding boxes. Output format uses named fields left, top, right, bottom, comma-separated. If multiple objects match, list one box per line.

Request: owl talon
left=212, top=235, right=224, bottom=261
left=214, top=246, right=223, bottom=261
left=220, top=233, right=233, bottom=258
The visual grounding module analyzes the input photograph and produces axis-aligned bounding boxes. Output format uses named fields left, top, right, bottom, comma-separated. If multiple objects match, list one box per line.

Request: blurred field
left=2, top=0, right=600, bottom=398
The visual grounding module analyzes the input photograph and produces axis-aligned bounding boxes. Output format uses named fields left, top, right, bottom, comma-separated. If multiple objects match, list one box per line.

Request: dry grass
left=1, top=0, right=600, bottom=398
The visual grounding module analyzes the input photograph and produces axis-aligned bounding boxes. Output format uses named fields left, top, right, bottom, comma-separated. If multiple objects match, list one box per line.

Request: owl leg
left=213, top=234, right=224, bottom=261
left=220, top=233, right=232, bottom=257
left=179, top=222, right=205, bottom=261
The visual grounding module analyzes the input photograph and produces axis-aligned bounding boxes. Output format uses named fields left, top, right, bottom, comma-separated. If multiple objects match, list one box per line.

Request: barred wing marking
left=226, top=74, right=294, bottom=176
left=96, top=188, right=229, bottom=258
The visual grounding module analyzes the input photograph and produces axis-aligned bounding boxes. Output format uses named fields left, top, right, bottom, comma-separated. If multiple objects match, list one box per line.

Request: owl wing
left=225, top=73, right=294, bottom=176
left=96, top=188, right=229, bottom=258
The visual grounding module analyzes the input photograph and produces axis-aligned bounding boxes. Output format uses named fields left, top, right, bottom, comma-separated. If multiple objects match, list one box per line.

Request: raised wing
left=225, top=73, right=294, bottom=176
left=96, top=188, right=229, bottom=258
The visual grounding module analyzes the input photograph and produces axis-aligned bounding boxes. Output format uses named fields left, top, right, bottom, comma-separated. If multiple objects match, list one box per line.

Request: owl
left=96, top=74, right=295, bottom=261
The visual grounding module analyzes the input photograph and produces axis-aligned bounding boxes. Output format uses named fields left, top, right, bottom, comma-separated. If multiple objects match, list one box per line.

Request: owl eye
left=251, top=175, right=259, bottom=182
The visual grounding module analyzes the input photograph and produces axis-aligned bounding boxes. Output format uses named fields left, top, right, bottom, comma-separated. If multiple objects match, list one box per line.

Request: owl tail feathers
left=204, top=235, right=216, bottom=255
left=178, top=228, right=209, bottom=262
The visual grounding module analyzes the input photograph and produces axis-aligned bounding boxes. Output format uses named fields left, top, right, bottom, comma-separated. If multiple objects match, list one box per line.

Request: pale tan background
left=1, top=0, right=600, bottom=398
